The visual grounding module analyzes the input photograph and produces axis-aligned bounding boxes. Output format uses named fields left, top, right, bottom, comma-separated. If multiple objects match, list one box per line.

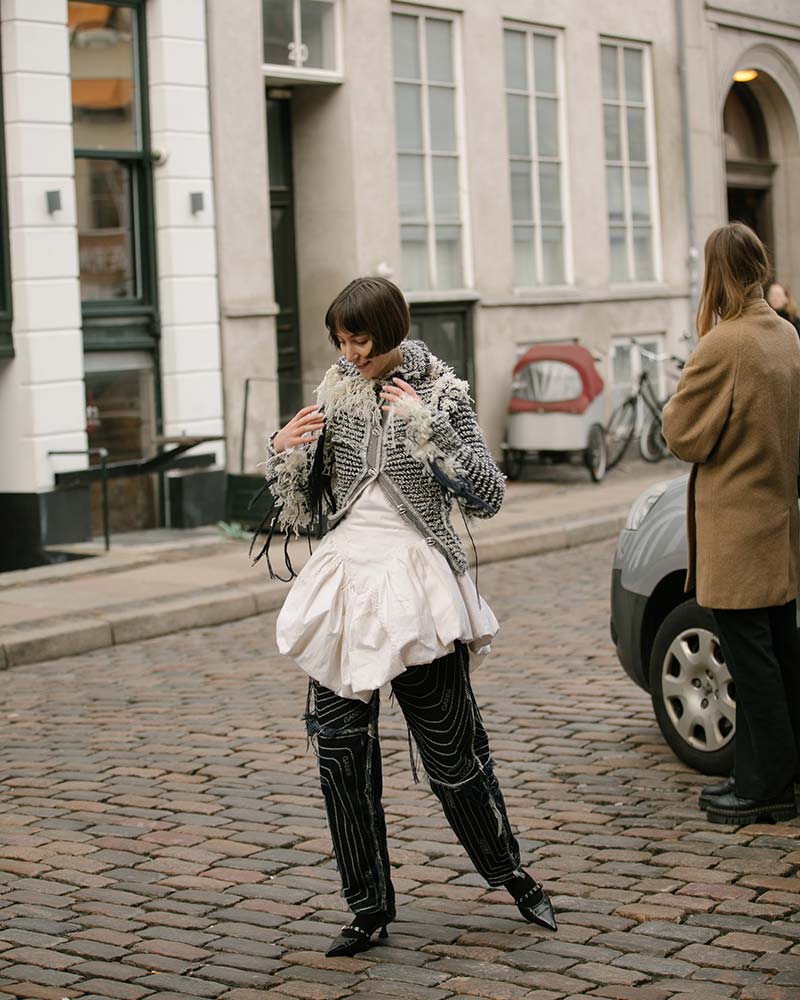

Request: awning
left=72, top=78, right=134, bottom=111
left=68, top=3, right=112, bottom=30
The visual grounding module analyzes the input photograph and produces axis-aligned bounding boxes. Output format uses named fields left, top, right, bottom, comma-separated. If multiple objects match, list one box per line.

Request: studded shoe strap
left=516, top=881, right=542, bottom=905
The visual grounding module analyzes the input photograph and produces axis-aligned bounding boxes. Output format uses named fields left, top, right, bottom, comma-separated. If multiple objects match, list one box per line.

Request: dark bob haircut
left=325, top=277, right=410, bottom=356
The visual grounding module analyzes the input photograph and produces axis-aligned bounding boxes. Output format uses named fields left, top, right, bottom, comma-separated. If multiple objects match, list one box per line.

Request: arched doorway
left=719, top=54, right=800, bottom=285
left=723, top=82, right=774, bottom=250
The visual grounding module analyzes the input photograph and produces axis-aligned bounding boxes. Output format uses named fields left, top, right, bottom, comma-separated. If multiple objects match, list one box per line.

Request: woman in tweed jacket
left=265, top=277, right=556, bottom=957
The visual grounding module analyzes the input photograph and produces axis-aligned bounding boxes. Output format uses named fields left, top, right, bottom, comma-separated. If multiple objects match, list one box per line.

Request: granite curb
left=0, top=509, right=628, bottom=670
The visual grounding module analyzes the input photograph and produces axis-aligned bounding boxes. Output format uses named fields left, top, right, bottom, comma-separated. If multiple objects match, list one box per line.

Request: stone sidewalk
left=0, top=538, right=798, bottom=999
left=0, top=458, right=684, bottom=670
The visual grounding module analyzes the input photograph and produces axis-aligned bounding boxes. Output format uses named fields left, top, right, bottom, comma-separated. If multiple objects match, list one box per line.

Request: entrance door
left=84, top=352, right=157, bottom=534
left=723, top=83, right=775, bottom=256
left=727, top=185, right=772, bottom=248
left=409, top=302, right=474, bottom=392
left=267, top=94, right=303, bottom=424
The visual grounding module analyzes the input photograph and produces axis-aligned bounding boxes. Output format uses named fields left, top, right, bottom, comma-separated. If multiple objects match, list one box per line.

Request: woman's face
left=335, top=329, right=399, bottom=380
left=767, top=283, right=788, bottom=311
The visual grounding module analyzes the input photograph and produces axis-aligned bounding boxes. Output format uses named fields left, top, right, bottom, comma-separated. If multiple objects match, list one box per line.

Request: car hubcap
left=661, top=627, right=735, bottom=752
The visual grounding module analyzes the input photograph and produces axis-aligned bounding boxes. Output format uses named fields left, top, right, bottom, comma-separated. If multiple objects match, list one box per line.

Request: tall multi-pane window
left=391, top=11, right=467, bottom=291
left=69, top=0, right=157, bottom=350
left=601, top=41, right=659, bottom=283
left=503, top=27, right=567, bottom=287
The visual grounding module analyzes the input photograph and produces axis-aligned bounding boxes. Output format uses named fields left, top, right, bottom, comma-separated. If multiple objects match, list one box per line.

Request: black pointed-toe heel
left=325, top=913, right=391, bottom=958
left=506, top=872, right=557, bottom=932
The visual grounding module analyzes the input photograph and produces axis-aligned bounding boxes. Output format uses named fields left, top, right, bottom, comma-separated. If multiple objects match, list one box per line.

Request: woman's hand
left=380, top=377, right=421, bottom=417
left=272, top=405, right=325, bottom=454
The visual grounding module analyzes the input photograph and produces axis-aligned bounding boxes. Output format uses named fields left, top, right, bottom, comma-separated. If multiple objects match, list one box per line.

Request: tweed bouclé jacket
left=264, top=339, right=505, bottom=575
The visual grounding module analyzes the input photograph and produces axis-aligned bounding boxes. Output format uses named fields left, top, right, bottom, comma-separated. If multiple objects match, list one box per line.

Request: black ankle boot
left=705, top=787, right=797, bottom=826
left=505, top=871, right=557, bottom=931
left=698, top=775, right=734, bottom=810
left=325, top=911, right=392, bottom=958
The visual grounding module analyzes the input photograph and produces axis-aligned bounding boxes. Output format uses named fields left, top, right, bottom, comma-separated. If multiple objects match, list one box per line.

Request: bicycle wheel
left=640, top=412, right=667, bottom=463
left=605, top=399, right=636, bottom=470
left=584, top=423, right=607, bottom=482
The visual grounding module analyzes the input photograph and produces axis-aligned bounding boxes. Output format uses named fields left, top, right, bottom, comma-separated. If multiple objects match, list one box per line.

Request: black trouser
left=304, top=644, right=521, bottom=918
left=713, top=601, right=800, bottom=800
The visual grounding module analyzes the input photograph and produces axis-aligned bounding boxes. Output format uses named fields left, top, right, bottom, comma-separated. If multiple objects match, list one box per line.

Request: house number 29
left=289, top=41, right=309, bottom=64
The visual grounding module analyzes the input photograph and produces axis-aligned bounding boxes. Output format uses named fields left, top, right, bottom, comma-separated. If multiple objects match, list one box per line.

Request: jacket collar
left=336, top=337, right=432, bottom=384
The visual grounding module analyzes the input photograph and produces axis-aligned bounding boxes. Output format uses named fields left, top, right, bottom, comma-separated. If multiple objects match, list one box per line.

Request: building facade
left=222, top=0, right=800, bottom=464
left=0, top=0, right=225, bottom=569
left=0, top=0, right=798, bottom=569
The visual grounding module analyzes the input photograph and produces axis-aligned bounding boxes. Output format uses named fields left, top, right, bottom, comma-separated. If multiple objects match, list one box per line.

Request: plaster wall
left=287, top=0, right=693, bottom=436
left=0, top=0, right=86, bottom=493
left=291, top=92, right=357, bottom=388
left=206, top=0, right=279, bottom=474
left=475, top=293, right=689, bottom=456
left=457, top=0, right=690, bottom=444
left=147, top=0, right=225, bottom=465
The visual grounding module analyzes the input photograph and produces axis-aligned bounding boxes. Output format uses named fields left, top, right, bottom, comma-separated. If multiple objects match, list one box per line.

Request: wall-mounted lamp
left=733, top=69, right=758, bottom=83
left=190, top=191, right=204, bottom=215
left=46, top=190, right=62, bottom=214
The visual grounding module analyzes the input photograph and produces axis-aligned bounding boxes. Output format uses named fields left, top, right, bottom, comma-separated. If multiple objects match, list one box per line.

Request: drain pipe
left=675, top=0, right=699, bottom=344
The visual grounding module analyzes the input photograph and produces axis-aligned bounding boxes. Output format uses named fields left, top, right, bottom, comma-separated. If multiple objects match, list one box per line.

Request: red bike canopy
left=509, top=344, right=604, bottom=415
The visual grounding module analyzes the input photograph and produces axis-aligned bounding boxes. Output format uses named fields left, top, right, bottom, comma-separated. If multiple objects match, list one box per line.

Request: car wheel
left=649, top=599, right=735, bottom=775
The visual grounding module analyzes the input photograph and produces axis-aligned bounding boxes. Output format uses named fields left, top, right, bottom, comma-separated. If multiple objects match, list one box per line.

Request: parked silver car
left=610, top=475, right=736, bottom=775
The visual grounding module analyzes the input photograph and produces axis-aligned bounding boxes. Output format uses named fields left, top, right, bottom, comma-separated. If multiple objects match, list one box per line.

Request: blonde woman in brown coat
left=663, top=222, right=800, bottom=825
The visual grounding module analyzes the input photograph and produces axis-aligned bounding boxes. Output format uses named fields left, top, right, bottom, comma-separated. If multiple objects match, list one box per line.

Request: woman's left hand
left=380, top=377, right=421, bottom=416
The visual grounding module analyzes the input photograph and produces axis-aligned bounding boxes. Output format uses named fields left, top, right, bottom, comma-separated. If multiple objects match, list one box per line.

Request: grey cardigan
left=265, top=339, right=505, bottom=574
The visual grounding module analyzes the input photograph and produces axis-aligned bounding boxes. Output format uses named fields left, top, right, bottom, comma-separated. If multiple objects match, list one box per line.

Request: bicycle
left=605, top=344, right=685, bottom=470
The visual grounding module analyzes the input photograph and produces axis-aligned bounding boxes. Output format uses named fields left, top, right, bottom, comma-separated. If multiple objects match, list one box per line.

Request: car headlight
left=625, top=481, right=669, bottom=531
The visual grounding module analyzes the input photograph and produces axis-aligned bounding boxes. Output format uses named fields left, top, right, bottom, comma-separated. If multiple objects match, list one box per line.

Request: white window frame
left=503, top=22, right=573, bottom=290
left=600, top=38, right=662, bottom=285
left=391, top=4, right=473, bottom=292
left=609, top=334, right=666, bottom=427
left=262, top=0, right=343, bottom=84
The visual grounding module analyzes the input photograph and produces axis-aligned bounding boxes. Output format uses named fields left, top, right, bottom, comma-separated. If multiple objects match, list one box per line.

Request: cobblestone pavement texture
left=1, top=538, right=799, bottom=1000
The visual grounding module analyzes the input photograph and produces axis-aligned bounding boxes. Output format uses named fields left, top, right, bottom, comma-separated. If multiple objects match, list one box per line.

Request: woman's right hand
left=272, top=405, right=325, bottom=454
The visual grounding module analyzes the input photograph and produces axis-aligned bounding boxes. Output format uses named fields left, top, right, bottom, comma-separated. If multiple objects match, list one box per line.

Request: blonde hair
left=696, top=222, right=770, bottom=338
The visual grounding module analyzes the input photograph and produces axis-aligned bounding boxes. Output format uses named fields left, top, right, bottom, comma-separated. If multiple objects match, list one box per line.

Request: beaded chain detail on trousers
left=305, top=643, right=522, bottom=916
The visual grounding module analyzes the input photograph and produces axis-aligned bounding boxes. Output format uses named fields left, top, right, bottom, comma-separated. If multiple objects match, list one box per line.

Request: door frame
left=409, top=299, right=476, bottom=399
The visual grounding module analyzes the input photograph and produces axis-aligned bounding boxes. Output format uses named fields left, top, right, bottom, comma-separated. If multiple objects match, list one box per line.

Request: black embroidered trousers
left=305, top=643, right=521, bottom=918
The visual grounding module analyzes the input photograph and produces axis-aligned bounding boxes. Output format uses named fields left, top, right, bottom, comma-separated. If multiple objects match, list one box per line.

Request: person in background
left=662, top=222, right=800, bottom=825
left=766, top=281, right=800, bottom=337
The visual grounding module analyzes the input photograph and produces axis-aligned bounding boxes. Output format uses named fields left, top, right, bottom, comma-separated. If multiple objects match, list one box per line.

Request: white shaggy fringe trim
left=395, top=396, right=458, bottom=478
left=270, top=444, right=314, bottom=532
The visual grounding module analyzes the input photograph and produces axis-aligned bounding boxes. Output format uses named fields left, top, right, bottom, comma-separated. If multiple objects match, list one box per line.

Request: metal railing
left=240, top=375, right=319, bottom=474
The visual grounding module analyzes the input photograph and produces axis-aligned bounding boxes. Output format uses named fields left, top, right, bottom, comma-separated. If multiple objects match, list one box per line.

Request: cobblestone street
left=1, top=538, right=799, bottom=1000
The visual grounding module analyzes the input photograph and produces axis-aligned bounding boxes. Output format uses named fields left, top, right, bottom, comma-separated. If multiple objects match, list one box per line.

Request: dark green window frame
left=0, top=31, right=13, bottom=359
left=73, top=0, right=159, bottom=353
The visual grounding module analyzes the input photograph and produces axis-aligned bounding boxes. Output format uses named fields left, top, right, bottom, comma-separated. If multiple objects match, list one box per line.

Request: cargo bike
left=502, top=344, right=608, bottom=482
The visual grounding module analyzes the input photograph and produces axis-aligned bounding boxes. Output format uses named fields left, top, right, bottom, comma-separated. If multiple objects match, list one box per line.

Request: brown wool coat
left=662, top=298, right=800, bottom=609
